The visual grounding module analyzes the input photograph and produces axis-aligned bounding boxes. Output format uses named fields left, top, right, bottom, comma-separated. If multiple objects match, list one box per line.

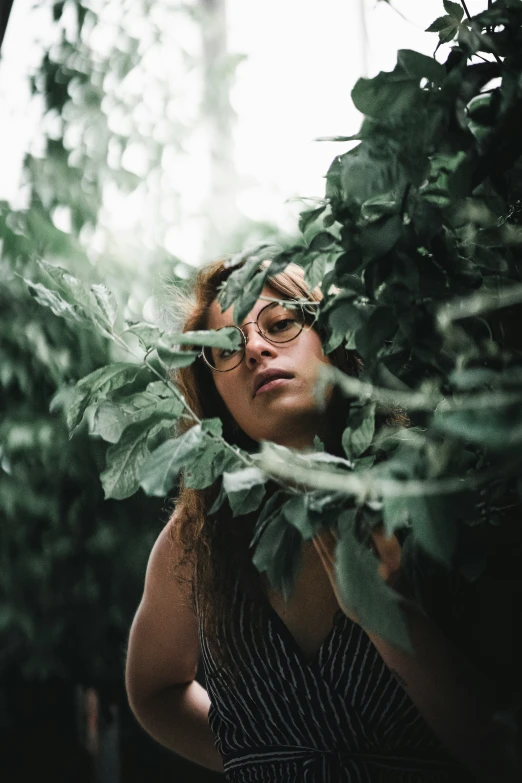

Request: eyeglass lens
left=203, top=302, right=305, bottom=371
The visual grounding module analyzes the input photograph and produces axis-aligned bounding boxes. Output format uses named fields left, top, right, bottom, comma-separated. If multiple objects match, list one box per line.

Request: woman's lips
left=255, top=377, right=292, bottom=396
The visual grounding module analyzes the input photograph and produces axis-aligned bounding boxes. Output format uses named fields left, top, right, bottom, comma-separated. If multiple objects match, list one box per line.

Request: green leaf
left=184, top=444, right=241, bottom=490
left=298, top=205, right=326, bottom=234
left=36, top=259, right=92, bottom=310
left=156, top=344, right=199, bottom=369
left=90, top=401, right=127, bottom=443
left=433, top=402, right=522, bottom=449
left=396, top=49, right=445, bottom=85
left=139, top=424, right=205, bottom=496
left=342, top=403, right=376, bottom=459
left=183, top=420, right=243, bottom=489
left=324, top=293, right=364, bottom=347
left=308, top=231, right=338, bottom=252
left=171, top=328, right=242, bottom=350
left=443, top=0, right=464, bottom=21
left=67, top=363, right=145, bottom=432
left=382, top=493, right=459, bottom=565
left=101, top=419, right=170, bottom=500
left=425, top=14, right=459, bottom=42
left=217, top=252, right=293, bottom=325
left=251, top=506, right=302, bottom=600
left=354, top=306, right=397, bottom=361
left=304, top=253, right=327, bottom=291
left=91, top=390, right=184, bottom=443
left=91, top=283, right=117, bottom=329
left=24, top=280, right=85, bottom=323
left=119, top=385, right=184, bottom=420
left=217, top=254, right=264, bottom=313
left=201, top=417, right=223, bottom=436
left=282, top=495, right=315, bottom=538
left=359, top=193, right=400, bottom=225
left=222, top=466, right=267, bottom=517
left=123, top=322, right=164, bottom=349
left=352, top=73, right=418, bottom=121
left=420, top=151, right=469, bottom=207
left=335, top=510, right=412, bottom=652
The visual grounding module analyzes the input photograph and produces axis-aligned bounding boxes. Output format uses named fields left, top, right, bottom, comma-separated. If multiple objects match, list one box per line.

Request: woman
left=125, top=259, right=515, bottom=782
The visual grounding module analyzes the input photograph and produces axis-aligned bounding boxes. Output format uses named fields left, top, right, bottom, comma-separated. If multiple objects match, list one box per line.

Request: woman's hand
left=312, top=524, right=402, bottom=625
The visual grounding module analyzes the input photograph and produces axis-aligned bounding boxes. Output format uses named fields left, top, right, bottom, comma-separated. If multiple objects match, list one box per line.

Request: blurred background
left=0, top=1, right=488, bottom=781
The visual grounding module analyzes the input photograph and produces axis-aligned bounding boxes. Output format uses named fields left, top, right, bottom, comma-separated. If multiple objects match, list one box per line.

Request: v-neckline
left=262, top=596, right=347, bottom=670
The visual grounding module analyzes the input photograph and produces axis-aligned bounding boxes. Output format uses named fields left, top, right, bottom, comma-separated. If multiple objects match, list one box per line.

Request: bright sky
left=0, top=0, right=489, bottom=265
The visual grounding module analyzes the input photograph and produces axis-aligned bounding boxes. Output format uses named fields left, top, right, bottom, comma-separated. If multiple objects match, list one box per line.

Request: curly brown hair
left=166, top=257, right=394, bottom=679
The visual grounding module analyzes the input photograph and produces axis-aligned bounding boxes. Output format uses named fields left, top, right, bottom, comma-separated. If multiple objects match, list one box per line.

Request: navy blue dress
left=198, top=579, right=472, bottom=782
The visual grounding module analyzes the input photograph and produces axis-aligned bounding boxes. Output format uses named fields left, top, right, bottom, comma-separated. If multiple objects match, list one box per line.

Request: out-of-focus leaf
left=342, top=403, right=376, bottom=459
left=91, top=283, right=118, bottom=329
left=335, top=510, right=412, bottom=652
left=24, top=280, right=85, bottom=323
left=251, top=506, right=302, bottom=600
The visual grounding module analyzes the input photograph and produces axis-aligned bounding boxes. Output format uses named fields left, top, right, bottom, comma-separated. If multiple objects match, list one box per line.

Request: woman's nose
left=243, top=328, right=278, bottom=365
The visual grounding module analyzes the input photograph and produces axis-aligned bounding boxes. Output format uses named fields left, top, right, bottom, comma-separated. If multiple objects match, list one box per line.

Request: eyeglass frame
left=198, top=300, right=317, bottom=373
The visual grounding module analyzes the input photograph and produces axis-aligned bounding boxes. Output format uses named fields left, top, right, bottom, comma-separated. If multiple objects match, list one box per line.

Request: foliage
left=0, top=225, right=166, bottom=686
left=22, top=1, right=522, bottom=737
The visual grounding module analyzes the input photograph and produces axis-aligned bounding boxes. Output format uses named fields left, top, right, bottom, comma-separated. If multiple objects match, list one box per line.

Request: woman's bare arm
left=125, top=521, right=224, bottom=773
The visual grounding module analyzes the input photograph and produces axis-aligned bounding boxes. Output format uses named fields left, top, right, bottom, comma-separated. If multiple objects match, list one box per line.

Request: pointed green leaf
left=342, top=403, right=376, bottom=459
left=282, top=495, right=315, bottom=538
left=91, top=283, right=118, bottom=328
left=336, top=510, right=412, bottom=652
left=156, top=344, right=199, bottom=369
left=24, top=280, right=85, bottom=323
left=101, top=419, right=169, bottom=500
left=170, top=328, right=242, bottom=350
left=397, top=49, right=445, bottom=85
left=67, top=363, right=146, bottom=432
left=124, top=322, right=164, bottom=350
left=304, top=253, right=328, bottom=290
left=139, top=425, right=205, bottom=496
left=308, top=231, right=338, bottom=252
left=90, top=401, right=127, bottom=443
left=251, top=508, right=302, bottom=600
left=222, top=467, right=267, bottom=516
left=443, top=0, right=464, bottom=21
left=298, top=205, right=326, bottom=234
left=382, top=493, right=460, bottom=565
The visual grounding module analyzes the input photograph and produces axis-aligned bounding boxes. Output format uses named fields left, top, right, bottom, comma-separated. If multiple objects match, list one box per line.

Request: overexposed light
left=51, top=205, right=72, bottom=234
left=121, top=142, right=149, bottom=177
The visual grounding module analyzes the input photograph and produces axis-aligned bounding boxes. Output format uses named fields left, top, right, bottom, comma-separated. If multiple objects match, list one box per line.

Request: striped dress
left=198, top=579, right=474, bottom=783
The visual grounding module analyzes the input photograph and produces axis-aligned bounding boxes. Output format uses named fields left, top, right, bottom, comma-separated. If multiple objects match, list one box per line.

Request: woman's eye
left=219, top=348, right=239, bottom=359
left=269, top=318, right=294, bottom=332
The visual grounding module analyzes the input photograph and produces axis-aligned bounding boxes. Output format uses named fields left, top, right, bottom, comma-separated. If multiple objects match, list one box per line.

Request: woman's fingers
left=314, top=524, right=402, bottom=586
left=312, top=530, right=337, bottom=570
left=371, top=526, right=402, bottom=572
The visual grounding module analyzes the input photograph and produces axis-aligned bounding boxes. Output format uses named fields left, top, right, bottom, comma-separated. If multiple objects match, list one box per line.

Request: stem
left=460, top=0, right=472, bottom=21
left=436, top=282, right=522, bottom=328
left=259, top=295, right=320, bottom=307
left=260, top=450, right=509, bottom=502
left=321, top=366, right=522, bottom=414
left=460, top=0, right=501, bottom=64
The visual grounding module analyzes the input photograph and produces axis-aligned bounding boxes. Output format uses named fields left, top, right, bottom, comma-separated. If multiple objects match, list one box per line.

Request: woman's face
left=206, top=286, right=332, bottom=450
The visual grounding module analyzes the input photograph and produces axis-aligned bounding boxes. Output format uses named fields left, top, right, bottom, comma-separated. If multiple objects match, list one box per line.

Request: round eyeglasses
left=200, top=301, right=313, bottom=372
